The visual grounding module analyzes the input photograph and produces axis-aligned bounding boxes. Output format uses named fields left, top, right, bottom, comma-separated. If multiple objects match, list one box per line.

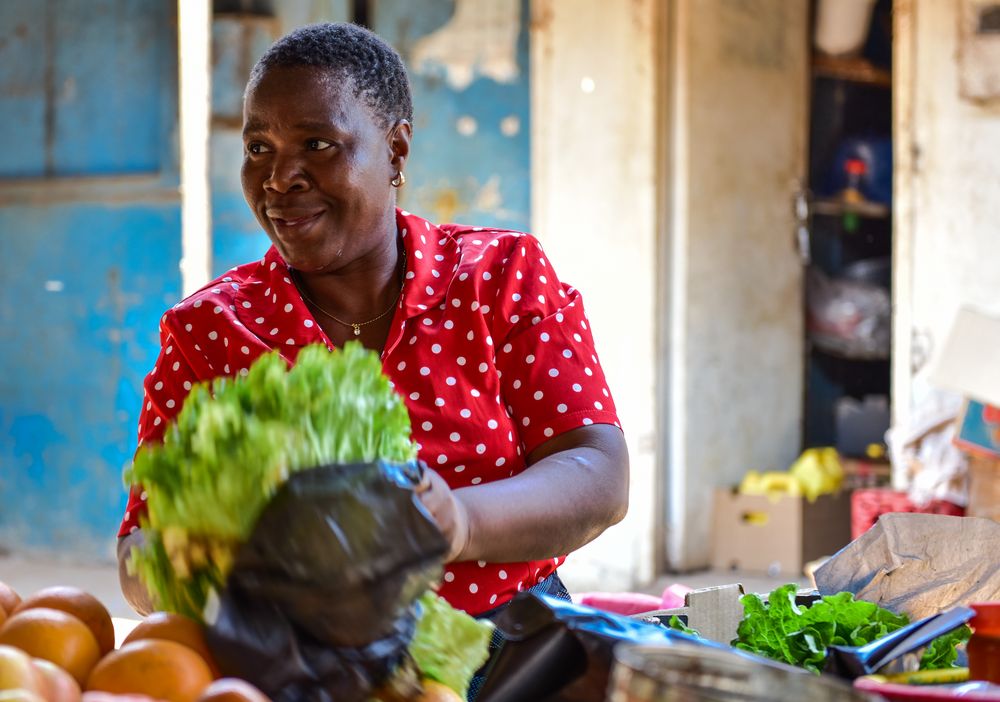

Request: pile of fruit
left=0, top=581, right=462, bottom=702
left=0, top=580, right=273, bottom=702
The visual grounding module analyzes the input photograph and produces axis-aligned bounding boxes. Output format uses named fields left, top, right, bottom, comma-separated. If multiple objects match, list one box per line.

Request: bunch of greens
left=410, top=591, right=495, bottom=699
left=125, top=342, right=417, bottom=619
left=733, top=584, right=970, bottom=674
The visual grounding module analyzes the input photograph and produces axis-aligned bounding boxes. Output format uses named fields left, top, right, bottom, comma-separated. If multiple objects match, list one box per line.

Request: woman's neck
left=293, top=233, right=404, bottom=324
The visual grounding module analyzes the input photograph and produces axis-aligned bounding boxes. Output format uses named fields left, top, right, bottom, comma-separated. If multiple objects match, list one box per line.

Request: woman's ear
left=389, top=119, right=412, bottom=174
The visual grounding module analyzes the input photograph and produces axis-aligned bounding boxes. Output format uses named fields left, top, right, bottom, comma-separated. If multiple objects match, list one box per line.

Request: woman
left=118, top=22, right=628, bottom=621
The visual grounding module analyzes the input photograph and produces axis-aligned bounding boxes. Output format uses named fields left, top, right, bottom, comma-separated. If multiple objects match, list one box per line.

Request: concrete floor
left=0, top=553, right=806, bottom=622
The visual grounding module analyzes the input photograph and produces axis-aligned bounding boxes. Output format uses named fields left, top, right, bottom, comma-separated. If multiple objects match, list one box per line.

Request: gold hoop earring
left=391, top=171, right=406, bottom=188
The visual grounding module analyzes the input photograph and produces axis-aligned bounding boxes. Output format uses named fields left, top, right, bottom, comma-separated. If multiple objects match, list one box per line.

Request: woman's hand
left=416, top=466, right=471, bottom=562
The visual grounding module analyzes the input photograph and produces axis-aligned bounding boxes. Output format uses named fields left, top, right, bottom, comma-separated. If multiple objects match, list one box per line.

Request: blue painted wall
left=0, top=0, right=180, bottom=560
left=374, top=0, right=531, bottom=233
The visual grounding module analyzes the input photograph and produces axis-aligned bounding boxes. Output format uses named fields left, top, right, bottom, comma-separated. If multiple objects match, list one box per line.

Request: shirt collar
left=396, top=208, right=460, bottom=318
left=232, top=209, right=461, bottom=348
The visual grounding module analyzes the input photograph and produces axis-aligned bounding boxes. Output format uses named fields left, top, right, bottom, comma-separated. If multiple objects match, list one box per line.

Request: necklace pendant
left=352, top=324, right=361, bottom=336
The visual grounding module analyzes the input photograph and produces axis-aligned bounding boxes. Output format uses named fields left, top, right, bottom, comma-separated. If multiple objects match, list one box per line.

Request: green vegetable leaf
left=666, top=615, right=700, bottom=637
left=410, top=591, right=494, bottom=698
left=733, top=584, right=912, bottom=674
left=919, top=624, right=971, bottom=670
left=125, top=342, right=417, bottom=620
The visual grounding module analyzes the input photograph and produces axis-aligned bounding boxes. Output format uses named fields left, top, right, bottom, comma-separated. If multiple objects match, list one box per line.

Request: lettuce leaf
left=920, top=625, right=971, bottom=669
left=666, top=615, right=700, bottom=637
left=410, top=592, right=494, bottom=698
left=733, top=585, right=966, bottom=674
left=126, top=342, right=417, bottom=619
left=733, top=584, right=909, bottom=674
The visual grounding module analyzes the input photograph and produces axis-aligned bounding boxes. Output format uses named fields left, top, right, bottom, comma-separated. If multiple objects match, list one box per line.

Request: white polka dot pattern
left=119, top=209, right=618, bottom=616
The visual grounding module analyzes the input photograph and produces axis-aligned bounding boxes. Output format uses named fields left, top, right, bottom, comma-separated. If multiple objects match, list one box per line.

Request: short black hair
left=248, top=22, right=413, bottom=128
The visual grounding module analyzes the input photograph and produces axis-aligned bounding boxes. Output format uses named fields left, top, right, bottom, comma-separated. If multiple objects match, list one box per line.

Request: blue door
left=0, top=0, right=181, bottom=559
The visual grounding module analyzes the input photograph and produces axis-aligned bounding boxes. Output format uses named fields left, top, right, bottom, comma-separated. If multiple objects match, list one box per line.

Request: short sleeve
left=492, top=236, right=619, bottom=454
left=118, top=321, right=199, bottom=537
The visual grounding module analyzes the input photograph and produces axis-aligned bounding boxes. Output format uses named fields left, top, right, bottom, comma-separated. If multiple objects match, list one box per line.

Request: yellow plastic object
left=738, top=470, right=802, bottom=501
left=878, top=668, right=970, bottom=685
left=866, top=443, right=886, bottom=459
left=789, top=447, right=843, bottom=501
left=737, top=448, right=844, bottom=502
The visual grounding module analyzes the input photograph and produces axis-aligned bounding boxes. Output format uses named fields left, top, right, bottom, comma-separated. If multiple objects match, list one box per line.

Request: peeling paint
left=455, top=114, right=478, bottom=135
left=499, top=114, right=520, bottom=136
left=411, top=0, right=521, bottom=91
left=375, top=0, right=530, bottom=232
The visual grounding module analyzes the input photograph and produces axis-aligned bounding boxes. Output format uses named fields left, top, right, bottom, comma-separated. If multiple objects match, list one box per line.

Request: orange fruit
left=196, top=679, right=270, bottom=702
left=415, top=680, right=463, bottom=702
left=33, top=658, right=82, bottom=702
left=82, top=694, right=164, bottom=702
left=85, top=639, right=212, bottom=702
left=122, top=612, right=220, bottom=678
left=14, top=588, right=114, bottom=656
left=0, top=583, right=21, bottom=618
left=0, top=690, right=46, bottom=702
left=0, top=644, right=45, bottom=694
left=0, top=608, right=100, bottom=687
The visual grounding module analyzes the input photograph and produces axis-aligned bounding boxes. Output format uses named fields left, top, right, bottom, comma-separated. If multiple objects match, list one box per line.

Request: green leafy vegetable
left=733, top=585, right=968, bottom=675
left=919, top=624, right=971, bottom=670
left=666, top=615, right=700, bottom=637
left=410, top=591, right=494, bottom=699
left=733, top=584, right=909, bottom=674
left=125, top=342, right=417, bottom=619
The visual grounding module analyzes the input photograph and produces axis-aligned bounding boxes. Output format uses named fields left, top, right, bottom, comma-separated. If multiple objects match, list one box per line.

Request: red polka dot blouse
left=119, top=208, right=620, bottom=615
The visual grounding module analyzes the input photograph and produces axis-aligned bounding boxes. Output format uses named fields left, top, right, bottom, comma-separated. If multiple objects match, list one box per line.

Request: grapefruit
left=85, top=639, right=212, bottom=702
left=32, top=658, right=82, bottom=702
left=14, top=588, right=114, bottom=656
left=0, top=608, right=99, bottom=687
left=0, top=584, right=21, bottom=618
left=196, top=679, right=270, bottom=702
left=415, top=680, right=463, bottom=702
left=0, top=645, right=44, bottom=695
left=122, top=612, right=219, bottom=678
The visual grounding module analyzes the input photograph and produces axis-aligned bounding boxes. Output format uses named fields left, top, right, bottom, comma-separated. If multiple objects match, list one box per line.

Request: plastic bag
left=203, top=461, right=448, bottom=702
left=807, top=267, right=890, bottom=360
left=476, top=594, right=751, bottom=702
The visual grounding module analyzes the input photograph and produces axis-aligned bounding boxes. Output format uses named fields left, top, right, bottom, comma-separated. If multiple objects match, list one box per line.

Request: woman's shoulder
left=157, top=252, right=276, bottom=332
left=439, top=222, right=538, bottom=250
left=435, top=222, right=548, bottom=280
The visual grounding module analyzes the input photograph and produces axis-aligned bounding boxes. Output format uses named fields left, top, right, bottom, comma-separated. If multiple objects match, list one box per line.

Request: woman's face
left=241, top=65, right=409, bottom=272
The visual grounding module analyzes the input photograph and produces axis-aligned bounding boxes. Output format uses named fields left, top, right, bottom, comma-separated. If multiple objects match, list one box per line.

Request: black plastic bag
left=476, top=593, right=733, bottom=702
left=203, top=461, right=449, bottom=702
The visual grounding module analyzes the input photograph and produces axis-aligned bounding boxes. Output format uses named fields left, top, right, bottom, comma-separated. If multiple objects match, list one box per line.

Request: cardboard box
left=639, top=583, right=821, bottom=645
left=956, top=399, right=1000, bottom=457
left=711, top=489, right=852, bottom=576
left=968, top=455, right=1000, bottom=521
left=931, top=307, right=1000, bottom=408
left=639, top=583, right=746, bottom=644
left=930, top=308, right=1000, bottom=517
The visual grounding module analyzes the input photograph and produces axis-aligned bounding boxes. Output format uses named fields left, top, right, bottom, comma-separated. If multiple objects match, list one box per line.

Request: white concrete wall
left=663, top=0, right=808, bottom=570
left=530, top=0, right=659, bottom=590
left=894, top=0, right=1000, bottom=433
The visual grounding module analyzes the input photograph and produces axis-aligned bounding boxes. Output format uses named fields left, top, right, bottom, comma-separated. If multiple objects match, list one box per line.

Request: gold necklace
left=293, top=250, right=406, bottom=337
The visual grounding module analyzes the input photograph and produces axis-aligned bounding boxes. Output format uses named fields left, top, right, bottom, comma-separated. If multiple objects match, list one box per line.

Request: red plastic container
left=969, top=602, right=1000, bottom=684
left=850, top=488, right=965, bottom=539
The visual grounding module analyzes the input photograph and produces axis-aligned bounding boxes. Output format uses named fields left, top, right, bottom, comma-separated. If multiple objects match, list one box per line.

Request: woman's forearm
left=454, top=424, right=629, bottom=563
